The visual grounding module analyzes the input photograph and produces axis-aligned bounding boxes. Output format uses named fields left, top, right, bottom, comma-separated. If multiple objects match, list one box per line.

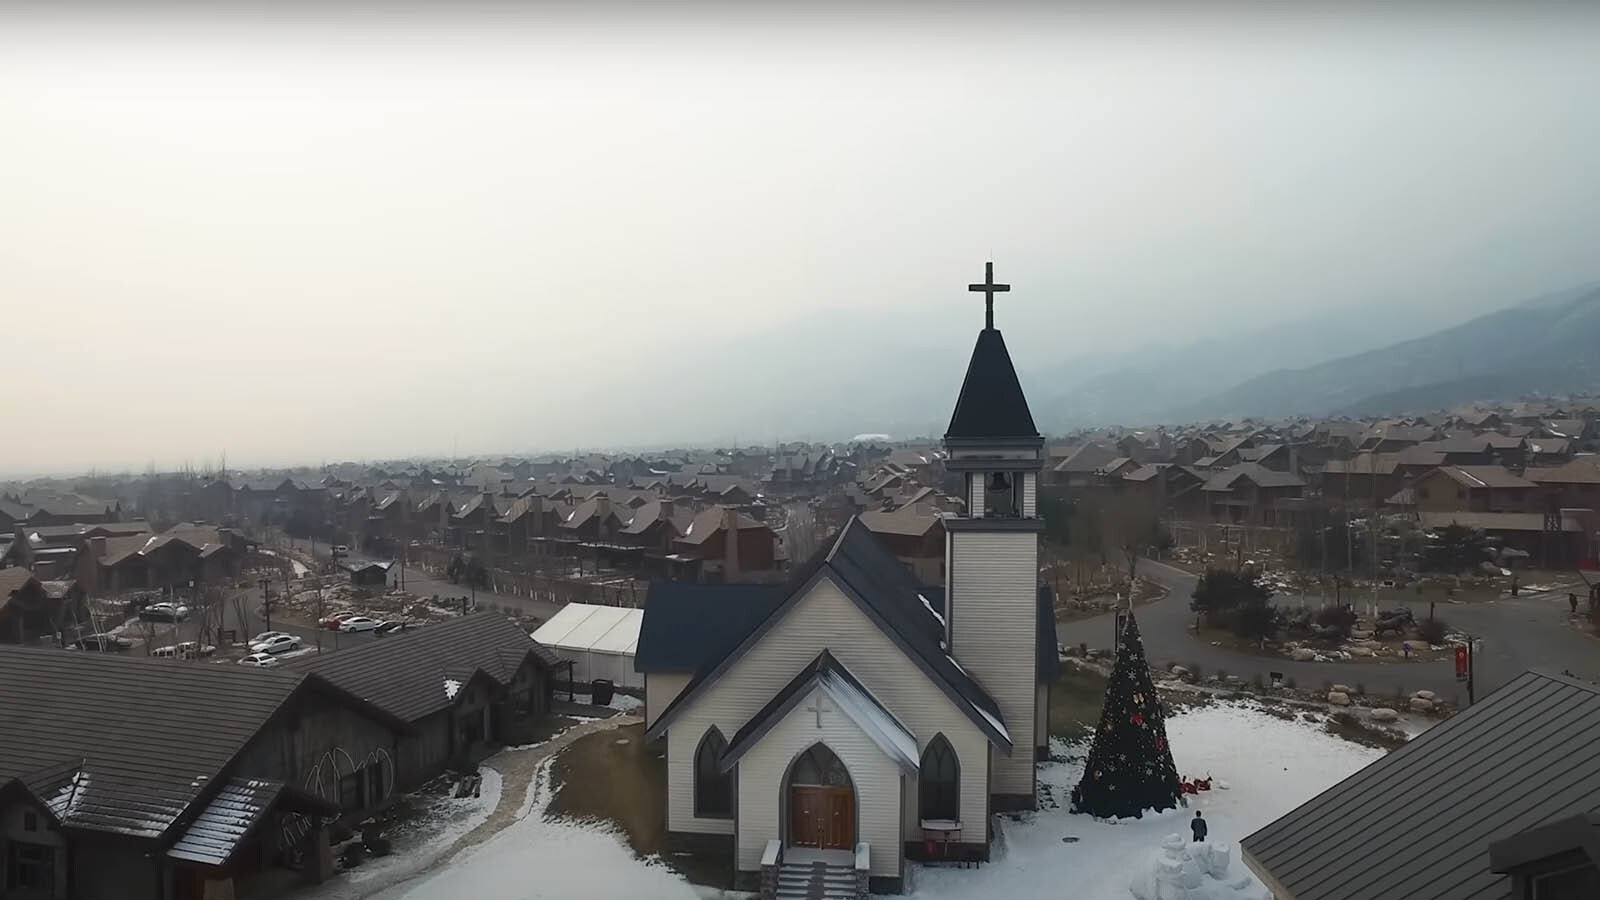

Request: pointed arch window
left=919, top=734, right=960, bottom=822
left=694, top=728, right=733, bottom=818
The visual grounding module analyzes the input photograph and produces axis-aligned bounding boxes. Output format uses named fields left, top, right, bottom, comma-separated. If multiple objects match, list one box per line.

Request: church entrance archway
left=785, top=743, right=855, bottom=851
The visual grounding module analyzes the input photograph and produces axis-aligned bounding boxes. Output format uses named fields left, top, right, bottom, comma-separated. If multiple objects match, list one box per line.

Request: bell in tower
left=985, top=471, right=1018, bottom=518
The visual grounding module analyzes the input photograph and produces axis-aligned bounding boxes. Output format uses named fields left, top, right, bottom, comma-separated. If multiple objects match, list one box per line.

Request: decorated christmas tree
left=1071, top=609, right=1182, bottom=819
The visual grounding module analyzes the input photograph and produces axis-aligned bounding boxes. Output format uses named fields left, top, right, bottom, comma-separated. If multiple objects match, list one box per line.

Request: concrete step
left=775, top=862, right=859, bottom=900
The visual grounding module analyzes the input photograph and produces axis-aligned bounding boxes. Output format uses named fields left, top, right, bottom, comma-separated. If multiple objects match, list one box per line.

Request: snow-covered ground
left=911, top=704, right=1383, bottom=900
left=372, top=703, right=1382, bottom=900
left=373, top=762, right=711, bottom=900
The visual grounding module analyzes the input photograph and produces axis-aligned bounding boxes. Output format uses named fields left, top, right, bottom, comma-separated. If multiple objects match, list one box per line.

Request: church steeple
left=941, top=260, right=1045, bottom=810
left=945, top=261, right=1040, bottom=441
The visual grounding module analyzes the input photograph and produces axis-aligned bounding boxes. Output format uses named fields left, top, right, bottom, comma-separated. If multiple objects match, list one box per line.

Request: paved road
left=1058, top=560, right=1598, bottom=707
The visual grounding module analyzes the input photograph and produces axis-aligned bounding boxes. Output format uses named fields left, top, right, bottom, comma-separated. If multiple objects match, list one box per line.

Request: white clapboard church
left=637, top=264, right=1057, bottom=894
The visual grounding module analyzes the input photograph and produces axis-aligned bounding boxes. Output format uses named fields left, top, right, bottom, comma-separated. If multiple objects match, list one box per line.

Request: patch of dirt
left=544, top=724, right=733, bottom=889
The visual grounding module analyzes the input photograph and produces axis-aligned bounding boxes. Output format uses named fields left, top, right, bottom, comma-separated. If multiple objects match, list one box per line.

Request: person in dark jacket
left=1191, top=810, right=1208, bottom=842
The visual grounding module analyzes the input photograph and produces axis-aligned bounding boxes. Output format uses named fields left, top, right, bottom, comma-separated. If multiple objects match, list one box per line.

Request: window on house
left=1532, top=862, right=1600, bottom=899
left=367, top=763, right=385, bottom=806
left=339, top=769, right=364, bottom=812
left=22, top=811, right=38, bottom=832
left=694, top=728, right=733, bottom=818
left=6, top=842, right=56, bottom=892
left=919, top=734, right=960, bottom=822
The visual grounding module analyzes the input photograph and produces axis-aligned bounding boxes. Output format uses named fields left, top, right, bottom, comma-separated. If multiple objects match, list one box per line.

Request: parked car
left=375, top=619, right=415, bottom=637
left=250, top=634, right=302, bottom=655
left=333, top=544, right=350, bottom=555
left=151, top=641, right=217, bottom=659
left=239, top=652, right=279, bottom=667
left=338, top=615, right=382, bottom=633
left=319, top=612, right=356, bottom=630
left=140, top=602, right=191, bottom=622
left=251, top=630, right=292, bottom=645
left=67, top=634, right=133, bottom=652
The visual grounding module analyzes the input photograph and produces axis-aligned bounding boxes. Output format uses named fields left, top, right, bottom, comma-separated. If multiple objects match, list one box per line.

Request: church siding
left=1021, top=471, right=1038, bottom=518
left=646, top=672, right=691, bottom=729
left=665, top=577, right=990, bottom=855
left=949, top=531, right=1038, bottom=802
left=735, top=686, right=902, bottom=878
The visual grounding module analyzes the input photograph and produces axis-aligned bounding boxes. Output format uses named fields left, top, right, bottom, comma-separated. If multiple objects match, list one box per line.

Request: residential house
left=1403, top=466, right=1539, bottom=514
left=858, top=502, right=948, bottom=584
left=290, top=614, right=559, bottom=791
left=0, top=645, right=413, bottom=900
left=1527, top=458, right=1600, bottom=513
left=1201, top=464, right=1307, bottom=526
left=1243, top=670, right=1599, bottom=900
left=672, top=506, right=780, bottom=583
left=0, top=568, right=83, bottom=644
left=1051, top=442, right=1118, bottom=488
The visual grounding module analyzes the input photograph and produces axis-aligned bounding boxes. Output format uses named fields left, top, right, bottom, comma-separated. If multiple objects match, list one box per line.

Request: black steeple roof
left=945, top=326, right=1039, bottom=440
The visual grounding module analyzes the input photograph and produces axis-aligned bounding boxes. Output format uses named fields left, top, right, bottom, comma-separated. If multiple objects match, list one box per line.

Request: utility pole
left=259, top=577, right=272, bottom=633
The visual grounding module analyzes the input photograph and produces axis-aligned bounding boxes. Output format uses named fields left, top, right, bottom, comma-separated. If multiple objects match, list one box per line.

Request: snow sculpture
left=1128, top=834, right=1268, bottom=900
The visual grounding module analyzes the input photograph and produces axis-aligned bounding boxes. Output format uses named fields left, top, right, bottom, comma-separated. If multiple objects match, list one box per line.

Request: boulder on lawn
left=1328, top=691, right=1351, bottom=706
left=1413, top=689, right=1435, bottom=701
left=1171, top=665, right=1190, bottom=677
left=1290, top=648, right=1317, bottom=662
left=1349, top=646, right=1374, bottom=657
left=1409, top=697, right=1435, bottom=713
left=1369, top=708, right=1400, bottom=723
left=1350, top=629, right=1373, bottom=640
left=1332, top=684, right=1353, bottom=694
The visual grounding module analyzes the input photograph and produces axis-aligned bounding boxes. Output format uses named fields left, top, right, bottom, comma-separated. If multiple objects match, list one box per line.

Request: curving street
left=1057, top=559, right=1598, bottom=708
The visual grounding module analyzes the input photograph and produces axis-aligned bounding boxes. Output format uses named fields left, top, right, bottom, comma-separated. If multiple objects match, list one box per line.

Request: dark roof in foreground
left=0, top=645, right=304, bottom=839
left=1242, top=670, right=1600, bottom=900
left=646, top=517, right=1011, bottom=750
left=945, top=327, right=1039, bottom=441
left=289, top=613, right=559, bottom=722
left=633, top=581, right=784, bottom=673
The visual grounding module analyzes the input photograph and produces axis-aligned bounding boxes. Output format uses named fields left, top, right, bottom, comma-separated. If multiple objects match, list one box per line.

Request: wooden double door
left=789, top=785, right=855, bottom=850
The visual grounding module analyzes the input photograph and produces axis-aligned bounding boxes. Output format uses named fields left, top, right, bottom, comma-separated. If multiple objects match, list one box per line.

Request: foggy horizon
left=5, top=3, right=1600, bottom=476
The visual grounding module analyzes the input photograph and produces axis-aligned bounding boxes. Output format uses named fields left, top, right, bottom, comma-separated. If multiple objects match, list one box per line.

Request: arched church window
left=790, top=744, right=851, bottom=787
left=919, top=734, right=960, bottom=822
left=694, top=728, right=732, bottom=817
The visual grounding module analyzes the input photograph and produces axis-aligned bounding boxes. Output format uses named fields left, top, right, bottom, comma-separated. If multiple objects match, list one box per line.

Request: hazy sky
left=3, top=3, right=1599, bottom=474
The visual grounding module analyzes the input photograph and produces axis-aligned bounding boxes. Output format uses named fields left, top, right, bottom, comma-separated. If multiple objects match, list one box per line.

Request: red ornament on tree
left=1131, top=713, right=1144, bottom=726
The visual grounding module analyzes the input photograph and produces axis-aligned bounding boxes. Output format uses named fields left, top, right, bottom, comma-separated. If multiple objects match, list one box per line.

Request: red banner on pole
left=1454, top=644, right=1469, bottom=680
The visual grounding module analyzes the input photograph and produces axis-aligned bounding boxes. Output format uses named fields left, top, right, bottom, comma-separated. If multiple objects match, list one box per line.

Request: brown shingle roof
left=1435, top=466, right=1537, bottom=490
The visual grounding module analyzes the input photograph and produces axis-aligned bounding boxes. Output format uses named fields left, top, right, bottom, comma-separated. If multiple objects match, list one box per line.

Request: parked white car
left=250, top=634, right=302, bottom=655
left=240, top=653, right=279, bottom=667
left=140, top=602, right=191, bottom=622
left=338, top=616, right=383, bottom=633
left=251, top=631, right=291, bottom=645
left=151, top=642, right=216, bottom=659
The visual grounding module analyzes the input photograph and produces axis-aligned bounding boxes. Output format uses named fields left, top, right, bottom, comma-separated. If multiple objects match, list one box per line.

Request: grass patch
left=1323, top=712, right=1409, bottom=751
left=1050, top=664, right=1110, bottom=742
left=545, top=724, right=733, bottom=889
left=1050, top=662, right=1208, bottom=742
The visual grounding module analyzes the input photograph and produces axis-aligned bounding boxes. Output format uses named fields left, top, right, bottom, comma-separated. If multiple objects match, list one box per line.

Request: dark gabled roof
left=1242, top=670, right=1600, bottom=900
left=945, top=328, right=1039, bottom=441
left=645, top=517, right=1011, bottom=751
left=289, top=613, right=558, bottom=723
left=633, top=581, right=784, bottom=673
left=0, top=645, right=304, bottom=839
left=721, top=650, right=918, bottom=775
left=1037, top=584, right=1060, bottom=683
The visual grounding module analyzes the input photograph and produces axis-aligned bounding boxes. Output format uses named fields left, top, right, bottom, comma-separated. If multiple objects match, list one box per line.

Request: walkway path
left=295, top=714, right=641, bottom=900
left=1057, top=560, right=1598, bottom=707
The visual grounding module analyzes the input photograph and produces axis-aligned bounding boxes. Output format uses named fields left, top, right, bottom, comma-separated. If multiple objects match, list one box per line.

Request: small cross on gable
left=804, top=694, right=833, bottom=728
left=968, top=260, right=1010, bottom=330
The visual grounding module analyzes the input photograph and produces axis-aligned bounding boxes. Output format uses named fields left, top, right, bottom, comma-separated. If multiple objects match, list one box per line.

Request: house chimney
left=595, top=495, right=612, bottom=522
left=90, top=535, right=107, bottom=558
left=722, top=506, right=741, bottom=580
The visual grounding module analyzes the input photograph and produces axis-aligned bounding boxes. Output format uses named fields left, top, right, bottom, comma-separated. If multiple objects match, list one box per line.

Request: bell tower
left=943, top=261, right=1044, bottom=810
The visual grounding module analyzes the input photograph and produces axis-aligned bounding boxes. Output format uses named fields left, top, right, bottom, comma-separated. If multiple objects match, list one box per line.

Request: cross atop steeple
left=968, top=261, right=1010, bottom=330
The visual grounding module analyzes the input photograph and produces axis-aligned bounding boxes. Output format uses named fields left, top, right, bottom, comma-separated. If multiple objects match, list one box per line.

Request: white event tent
left=531, top=603, right=645, bottom=689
